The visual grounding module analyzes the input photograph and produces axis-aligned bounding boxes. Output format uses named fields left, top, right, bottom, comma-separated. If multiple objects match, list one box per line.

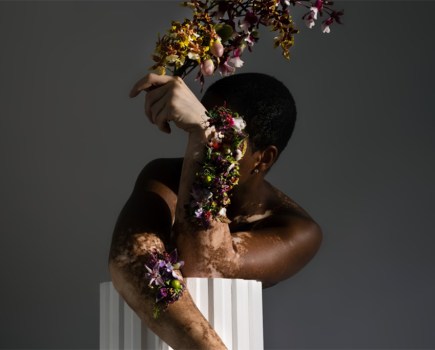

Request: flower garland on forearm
left=144, top=250, right=185, bottom=318
left=188, top=105, right=248, bottom=228
left=151, top=0, right=344, bottom=84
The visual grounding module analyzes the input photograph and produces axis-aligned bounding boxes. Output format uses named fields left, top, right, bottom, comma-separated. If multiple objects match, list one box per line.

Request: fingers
left=129, top=73, right=176, bottom=98
left=130, top=73, right=187, bottom=134
left=144, top=85, right=173, bottom=134
left=143, top=100, right=172, bottom=134
left=154, top=106, right=172, bottom=134
left=144, top=84, right=168, bottom=121
left=147, top=93, right=167, bottom=124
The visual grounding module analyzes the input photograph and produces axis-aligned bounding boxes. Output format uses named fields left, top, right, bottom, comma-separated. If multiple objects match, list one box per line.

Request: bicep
left=232, top=218, right=322, bottom=287
left=109, top=160, right=178, bottom=264
left=113, top=189, right=173, bottom=241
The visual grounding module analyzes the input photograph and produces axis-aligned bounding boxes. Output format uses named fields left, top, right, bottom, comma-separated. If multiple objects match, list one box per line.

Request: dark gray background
left=1, top=1, right=434, bottom=349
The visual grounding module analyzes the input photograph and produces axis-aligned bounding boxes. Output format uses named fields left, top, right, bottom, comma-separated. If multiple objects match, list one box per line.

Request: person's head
left=201, top=72, right=297, bottom=180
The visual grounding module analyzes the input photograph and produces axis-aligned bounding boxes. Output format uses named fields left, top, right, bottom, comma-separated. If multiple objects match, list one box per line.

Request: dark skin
left=108, top=73, right=322, bottom=349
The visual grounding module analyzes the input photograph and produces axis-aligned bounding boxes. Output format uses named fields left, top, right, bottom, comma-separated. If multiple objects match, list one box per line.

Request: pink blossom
left=210, top=40, right=224, bottom=57
left=219, top=58, right=236, bottom=76
left=201, top=59, right=215, bottom=76
left=314, top=0, right=323, bottom=12
left=244, top=34, right=255, bottom=47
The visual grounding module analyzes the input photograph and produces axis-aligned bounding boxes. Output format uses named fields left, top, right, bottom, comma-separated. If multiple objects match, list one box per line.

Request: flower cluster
left=144, top=250, right=185, bottom=318
left=302, top=0, right=344, bottom=33
left=188, top=106, right=247, bottom=228
left=151, top=0, right=344, bottom=83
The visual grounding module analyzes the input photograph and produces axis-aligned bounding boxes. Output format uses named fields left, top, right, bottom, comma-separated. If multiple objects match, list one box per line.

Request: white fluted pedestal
left=100, top=278, right=263, bottom=350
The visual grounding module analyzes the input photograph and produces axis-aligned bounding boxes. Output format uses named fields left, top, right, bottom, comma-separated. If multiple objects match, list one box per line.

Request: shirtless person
left=108, top=72, right=322, bottom=349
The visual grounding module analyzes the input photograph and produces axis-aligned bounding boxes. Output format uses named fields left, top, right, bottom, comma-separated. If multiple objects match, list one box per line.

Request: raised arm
left=108, top=73, right=228, bottom=349
left=127, top=73, right=322, bottom=288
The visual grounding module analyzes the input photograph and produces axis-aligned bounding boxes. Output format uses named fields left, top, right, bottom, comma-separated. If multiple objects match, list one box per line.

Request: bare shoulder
left=109, top=158, right=184, bottom=263
left=134, top=157, right=184, bottom=194
left=266, top=181, right=322, bottom=243
left=228, top=182, right=323, bottom=286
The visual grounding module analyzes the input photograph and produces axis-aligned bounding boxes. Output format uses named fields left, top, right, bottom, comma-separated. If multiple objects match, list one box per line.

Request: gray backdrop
left=1, top=1, right=434, bottom=349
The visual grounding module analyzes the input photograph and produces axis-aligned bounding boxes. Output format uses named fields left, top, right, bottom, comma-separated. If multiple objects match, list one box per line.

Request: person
left=108, top=72, right=322, bottom=349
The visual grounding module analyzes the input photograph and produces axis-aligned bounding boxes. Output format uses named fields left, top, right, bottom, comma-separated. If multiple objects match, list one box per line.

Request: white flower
left=219, top=60, right=236, bottom=76
left=235, top=149, right=243, bottom=161
left=321, top=23, right=331, bottom=33
left=304, top=7, right=318, bottom=29
left=232, top=117, right=246, bottom=132
left=239, top=21, right=250, bottom=34
left=187, top=52, right=200, bottom=60
left=305, top=17, right=315, bottom=29
left=218, top=207, right=227, bottom=217
left=228, top=56, right=244, bottom=68
left=165, top=54, right=179, bottom=63
left=310, top=7, right=318, bottom=20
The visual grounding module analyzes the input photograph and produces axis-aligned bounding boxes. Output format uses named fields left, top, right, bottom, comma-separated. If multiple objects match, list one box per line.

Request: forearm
left=174, top=130, right=239, bottom=277
left=109, top=235, right=226, bottom=349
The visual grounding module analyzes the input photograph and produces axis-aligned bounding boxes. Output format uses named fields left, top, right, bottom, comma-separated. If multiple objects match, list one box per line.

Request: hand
left=129, top=73, right=208, bottom=134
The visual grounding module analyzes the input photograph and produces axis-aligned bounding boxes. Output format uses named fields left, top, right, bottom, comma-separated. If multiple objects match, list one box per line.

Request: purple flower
left=145, top=263, right=165, bottom=287
left=194, top=207, right=204, bottom=218
left=191, top=185, right=213, bottom=202
left=157, top=287, right=168, bottom=302
left=239, top=11, right=258, bottom=33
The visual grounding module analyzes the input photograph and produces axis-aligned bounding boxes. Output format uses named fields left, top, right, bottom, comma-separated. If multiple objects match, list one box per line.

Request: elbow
left=298, top=220, right=323, bottom=265
left=108, top=259, right=133, bottom=310
left=310, top=221, right=323, bottom=256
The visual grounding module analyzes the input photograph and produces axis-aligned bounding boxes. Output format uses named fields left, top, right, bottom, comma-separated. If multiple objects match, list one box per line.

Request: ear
left=256, top=145, right=279, bottom=172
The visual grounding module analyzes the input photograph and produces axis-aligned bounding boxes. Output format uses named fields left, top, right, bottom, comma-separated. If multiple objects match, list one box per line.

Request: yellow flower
left=155, top=66, right=166, bottom=75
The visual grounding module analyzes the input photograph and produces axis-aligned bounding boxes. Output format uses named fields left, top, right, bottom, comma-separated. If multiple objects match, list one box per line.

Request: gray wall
left=1, top=1, right=434, bottom=349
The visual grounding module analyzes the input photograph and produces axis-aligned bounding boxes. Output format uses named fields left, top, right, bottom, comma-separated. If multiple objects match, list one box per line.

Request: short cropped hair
left=201, top=72, right=297, bottom=155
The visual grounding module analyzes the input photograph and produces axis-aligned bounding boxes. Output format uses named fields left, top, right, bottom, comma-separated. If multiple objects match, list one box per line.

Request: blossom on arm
left=144, top=250, right=185, bottom=318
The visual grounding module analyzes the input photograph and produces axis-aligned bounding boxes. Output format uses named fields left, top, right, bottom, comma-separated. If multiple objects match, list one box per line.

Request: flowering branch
left=150, top=0, right=344, bottom=83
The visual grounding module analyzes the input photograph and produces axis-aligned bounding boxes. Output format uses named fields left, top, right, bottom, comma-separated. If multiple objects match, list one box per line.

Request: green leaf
left=214, top=23, right=233, bottom=42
